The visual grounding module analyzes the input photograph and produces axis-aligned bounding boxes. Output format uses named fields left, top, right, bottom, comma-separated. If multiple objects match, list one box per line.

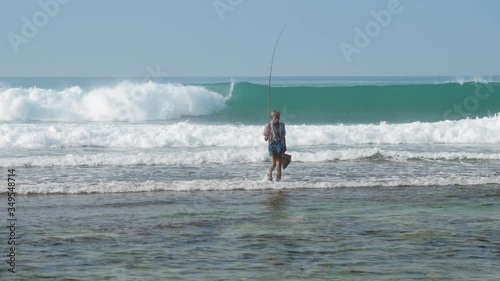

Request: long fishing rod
left=268, top=25, right=286, bottom=121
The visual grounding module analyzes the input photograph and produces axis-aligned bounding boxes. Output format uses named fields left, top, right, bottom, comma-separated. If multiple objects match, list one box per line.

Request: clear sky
left=1, top=0, right=499, bottom=77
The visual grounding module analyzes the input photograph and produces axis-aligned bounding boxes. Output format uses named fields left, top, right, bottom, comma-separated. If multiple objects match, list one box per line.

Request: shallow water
left=3, top=76, right=500, bottom=280
left=5, top=185, right=499, bottom=280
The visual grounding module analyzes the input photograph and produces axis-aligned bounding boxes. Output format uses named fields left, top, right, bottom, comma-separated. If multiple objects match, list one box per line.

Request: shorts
left=268, top=142, right=284, bottom=157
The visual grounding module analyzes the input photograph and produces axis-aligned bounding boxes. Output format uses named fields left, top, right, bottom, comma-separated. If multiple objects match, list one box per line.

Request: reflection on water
left=265, top=190, right=288, bottom=212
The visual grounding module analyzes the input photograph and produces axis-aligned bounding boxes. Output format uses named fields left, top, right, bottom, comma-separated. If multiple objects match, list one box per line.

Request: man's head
left=271, top=110, right=280, bottom=123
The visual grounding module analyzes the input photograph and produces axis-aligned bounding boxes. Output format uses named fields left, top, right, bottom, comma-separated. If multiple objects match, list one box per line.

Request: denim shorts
left=268, top=142, right=283, bottom=157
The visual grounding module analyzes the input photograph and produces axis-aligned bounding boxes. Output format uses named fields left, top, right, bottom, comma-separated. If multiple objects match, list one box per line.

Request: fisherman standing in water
left=264, top=110, right=286, bottom=182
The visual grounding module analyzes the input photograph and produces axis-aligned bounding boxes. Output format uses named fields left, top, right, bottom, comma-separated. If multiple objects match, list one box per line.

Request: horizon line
left=2, top=74, right=500, bottom=78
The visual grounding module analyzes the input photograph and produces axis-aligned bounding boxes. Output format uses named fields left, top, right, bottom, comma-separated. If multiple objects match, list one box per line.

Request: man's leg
left=276, top=158, right=282, bottom=181
left=268, top=156, right=276, bottom=180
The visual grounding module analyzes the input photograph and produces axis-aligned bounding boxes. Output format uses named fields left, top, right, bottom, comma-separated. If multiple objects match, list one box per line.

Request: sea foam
left=0, top=81, right=226, bottom=121
left=15, top=175, right=500, bottom=194
left=2, top=115, right=500, bottom=149
left=3, top=148, right=500, bottom=168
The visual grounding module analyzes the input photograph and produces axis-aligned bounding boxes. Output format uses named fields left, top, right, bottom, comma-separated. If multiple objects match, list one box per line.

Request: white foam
left=444, top=75, right=494, bottom=85
left=291, top=149, right=500, bottom=162
left=302, top=116, right=500, bottom=145
left=3, top=116, right=500, bottom=149
left=3, top=147, right=500, bottom=168
left=1, top=148, right=266, bottom=167
left=0, top=81, right=226, bottom=121
left=16, top=175, right=500, bottom=194
left=226, top=78, right=236, bottom=100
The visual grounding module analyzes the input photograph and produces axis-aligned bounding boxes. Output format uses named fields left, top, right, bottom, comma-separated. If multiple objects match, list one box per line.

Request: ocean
left=1, top=76, right=499, bottom=280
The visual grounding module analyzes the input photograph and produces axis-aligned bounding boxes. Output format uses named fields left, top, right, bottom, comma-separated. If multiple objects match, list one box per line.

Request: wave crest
left=0, top=81, right=226, bottom=121
left=2, top=115, right=500, bottom=149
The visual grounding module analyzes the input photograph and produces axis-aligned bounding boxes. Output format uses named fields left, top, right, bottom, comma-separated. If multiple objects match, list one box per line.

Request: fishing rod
left=268, top=25, right=286, bottom=121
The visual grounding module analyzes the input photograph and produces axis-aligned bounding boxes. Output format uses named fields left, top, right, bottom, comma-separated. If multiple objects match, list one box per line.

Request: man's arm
left=263, top=124, right=269, bottom=141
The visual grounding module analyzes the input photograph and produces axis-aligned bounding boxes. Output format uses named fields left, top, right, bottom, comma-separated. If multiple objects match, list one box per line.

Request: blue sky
left=1, top=0, right=499, bottom=77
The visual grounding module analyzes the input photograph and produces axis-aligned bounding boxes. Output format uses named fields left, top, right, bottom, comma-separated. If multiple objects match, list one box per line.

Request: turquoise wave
left=203, top=82, right=500, bottom=124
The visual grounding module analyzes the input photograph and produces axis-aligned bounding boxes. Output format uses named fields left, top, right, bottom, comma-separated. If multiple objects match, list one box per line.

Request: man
left=263, top=110, right=286, bottom=182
